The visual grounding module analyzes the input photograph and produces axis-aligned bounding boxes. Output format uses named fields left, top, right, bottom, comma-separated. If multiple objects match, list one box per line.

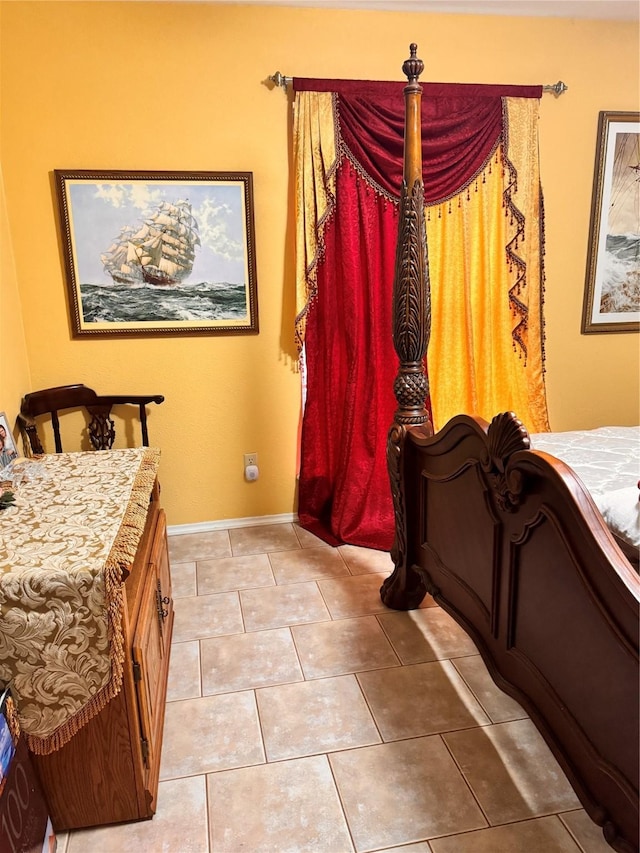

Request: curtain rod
left=268, top=72, right=568, bottom=96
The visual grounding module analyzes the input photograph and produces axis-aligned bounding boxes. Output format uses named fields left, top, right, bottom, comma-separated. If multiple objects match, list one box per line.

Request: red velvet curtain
left=299, top=163, right=400, bottom=548
left=295, top=79, right=542, bottom=551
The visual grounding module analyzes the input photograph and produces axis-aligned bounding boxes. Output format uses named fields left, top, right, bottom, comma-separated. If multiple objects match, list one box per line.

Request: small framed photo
left=0, top=693, right=16, bottom=800
left=0, top=412, right=18, bottom=468
left=582, top=112, right=640, bottom=333
left=55, top=170, right=259, bottom=337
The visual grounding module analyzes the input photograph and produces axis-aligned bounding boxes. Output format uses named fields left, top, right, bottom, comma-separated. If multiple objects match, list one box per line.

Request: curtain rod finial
left=543, top=80, right=568, bottom=96
left=403, top=43, right=423, bottom=84
left=269, top=71, right=290, bottom=90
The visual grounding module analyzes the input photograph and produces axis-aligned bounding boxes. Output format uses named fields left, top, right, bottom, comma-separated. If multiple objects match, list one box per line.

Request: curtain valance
left=293, top=79, right=542, bottom=202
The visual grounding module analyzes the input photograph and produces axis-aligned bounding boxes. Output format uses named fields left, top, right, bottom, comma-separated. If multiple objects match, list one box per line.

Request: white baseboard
left=167, top=512, right=299, bottom=537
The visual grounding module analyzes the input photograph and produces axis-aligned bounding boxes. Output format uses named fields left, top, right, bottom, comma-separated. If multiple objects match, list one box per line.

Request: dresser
left=0, top=449, right=174, bottom=831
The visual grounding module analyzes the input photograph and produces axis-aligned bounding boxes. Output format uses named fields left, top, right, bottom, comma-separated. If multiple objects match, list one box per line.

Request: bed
left=381, top=46, right=639, bottom=853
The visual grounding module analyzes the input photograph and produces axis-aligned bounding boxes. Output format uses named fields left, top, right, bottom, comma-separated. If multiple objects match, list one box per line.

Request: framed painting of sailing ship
left=54, top=170, right=259, bottom=337
left=582, top=111, right=640, bottom=333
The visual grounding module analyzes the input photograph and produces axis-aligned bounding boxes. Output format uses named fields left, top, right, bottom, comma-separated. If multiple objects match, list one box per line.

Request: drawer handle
left=156, top=580, right=170, bottom=621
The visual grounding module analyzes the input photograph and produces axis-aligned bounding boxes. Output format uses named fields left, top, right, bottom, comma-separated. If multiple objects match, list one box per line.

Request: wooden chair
left=18, top=384, right=164, bottom=454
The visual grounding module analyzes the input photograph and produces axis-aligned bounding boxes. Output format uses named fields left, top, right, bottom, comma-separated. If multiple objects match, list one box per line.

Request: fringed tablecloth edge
left=25, top=447, right=161, bottom=755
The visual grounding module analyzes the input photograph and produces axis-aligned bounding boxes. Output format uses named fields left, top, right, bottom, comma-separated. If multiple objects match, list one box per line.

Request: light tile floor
left=59, top=522, right=613, bottom=853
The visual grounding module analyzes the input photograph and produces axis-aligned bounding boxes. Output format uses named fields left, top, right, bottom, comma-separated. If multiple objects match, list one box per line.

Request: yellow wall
left=0, top=168, right=30, bottom=438
left=1, top=2, right=638, bottom=526
left=0, top=6, right=31, bottom=441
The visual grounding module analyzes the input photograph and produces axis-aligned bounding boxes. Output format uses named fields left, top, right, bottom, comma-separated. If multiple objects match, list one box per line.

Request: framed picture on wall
left=54, top=170, right=259, bottom=337
left=0, top=412, right=18, bottom=469
left=581, top=111, right=639, bottom=333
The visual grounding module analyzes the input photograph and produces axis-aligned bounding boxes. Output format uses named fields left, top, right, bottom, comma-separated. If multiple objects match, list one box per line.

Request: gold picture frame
left=581, top=112, right=639, bottom=334
left=55, top=170, right=259, bottom=337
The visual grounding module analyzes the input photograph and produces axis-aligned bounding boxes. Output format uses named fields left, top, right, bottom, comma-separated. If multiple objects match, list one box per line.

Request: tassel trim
left=501, top=98, right=529, bottom=362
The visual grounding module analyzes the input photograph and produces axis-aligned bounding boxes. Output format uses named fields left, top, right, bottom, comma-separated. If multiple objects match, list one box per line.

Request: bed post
left=381, top=44, right=433, bottom=611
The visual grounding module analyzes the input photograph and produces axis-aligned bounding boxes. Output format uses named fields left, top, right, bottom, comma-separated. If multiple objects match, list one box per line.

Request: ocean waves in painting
left=79, top=281, right=248, bottom=323
left=599, top=233, right=640, bottom=314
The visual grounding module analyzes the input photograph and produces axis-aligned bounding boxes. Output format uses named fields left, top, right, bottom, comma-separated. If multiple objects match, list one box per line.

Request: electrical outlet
left=244, top=452, right=258, bottom=468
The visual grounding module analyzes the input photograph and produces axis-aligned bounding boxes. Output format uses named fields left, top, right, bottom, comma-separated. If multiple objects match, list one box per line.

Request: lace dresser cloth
left=0, top=447, right=160, bottom=754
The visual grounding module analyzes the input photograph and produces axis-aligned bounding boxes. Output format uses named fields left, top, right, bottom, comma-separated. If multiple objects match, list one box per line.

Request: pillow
left=593, top=487, right=640, bottom=551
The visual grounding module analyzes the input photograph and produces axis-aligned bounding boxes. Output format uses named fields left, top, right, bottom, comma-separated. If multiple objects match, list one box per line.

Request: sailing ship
left=101, top=200, right=201, bottom=286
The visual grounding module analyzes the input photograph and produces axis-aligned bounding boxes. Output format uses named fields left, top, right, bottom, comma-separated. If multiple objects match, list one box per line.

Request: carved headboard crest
left=484, top=412, right=531, bottom=511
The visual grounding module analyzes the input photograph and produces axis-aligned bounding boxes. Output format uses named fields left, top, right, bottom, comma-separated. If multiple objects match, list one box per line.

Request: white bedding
left=531, top=426, right=640, bottom=552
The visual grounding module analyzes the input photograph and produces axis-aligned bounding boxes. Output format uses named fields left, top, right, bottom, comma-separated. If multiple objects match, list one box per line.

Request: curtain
left=294, top=79, right=549, bottom=551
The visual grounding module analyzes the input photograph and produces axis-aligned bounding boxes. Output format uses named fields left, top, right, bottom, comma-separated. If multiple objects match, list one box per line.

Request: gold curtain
left=427, top=98, right=548, bottom=431
left=294, top=91, right=338, bottom=351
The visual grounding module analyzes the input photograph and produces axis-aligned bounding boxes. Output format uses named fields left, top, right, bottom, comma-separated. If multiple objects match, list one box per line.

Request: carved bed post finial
left=382, top=44, right=432, bottom=610
left=402, top=43, right=424, bottom=84
left=391, top=44, right=430, bottom=427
